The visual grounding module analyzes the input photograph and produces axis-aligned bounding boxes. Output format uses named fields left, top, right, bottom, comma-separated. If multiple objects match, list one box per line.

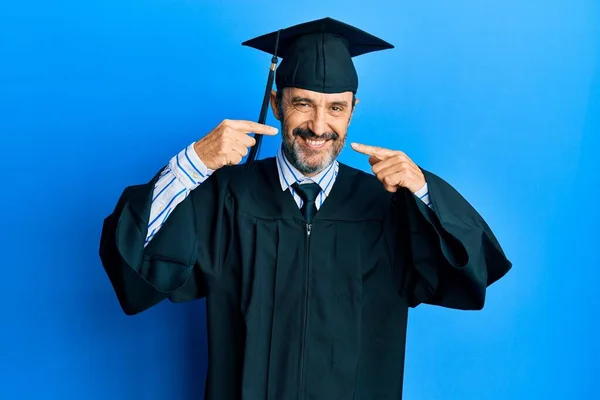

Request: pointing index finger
left=230, top=120, right=279, bottom=135
left=351, top=142, right=396, bottom=159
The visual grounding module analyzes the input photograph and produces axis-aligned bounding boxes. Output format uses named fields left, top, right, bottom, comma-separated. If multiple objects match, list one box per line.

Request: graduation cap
left=242, top=17, right=394, bottom=167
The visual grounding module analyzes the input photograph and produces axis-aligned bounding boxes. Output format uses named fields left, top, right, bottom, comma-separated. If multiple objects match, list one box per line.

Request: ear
left=270, top=90, right=281, bottom=121
left=349, top=97, right=359, bottom=125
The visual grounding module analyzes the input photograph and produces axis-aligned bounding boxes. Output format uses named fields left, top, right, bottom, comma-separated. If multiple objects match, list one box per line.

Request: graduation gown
left=99, top=157, right=511, bottom=399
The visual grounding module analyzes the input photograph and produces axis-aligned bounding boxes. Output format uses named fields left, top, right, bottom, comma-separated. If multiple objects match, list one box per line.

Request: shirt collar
left=276, top=144, right=339, bottom=194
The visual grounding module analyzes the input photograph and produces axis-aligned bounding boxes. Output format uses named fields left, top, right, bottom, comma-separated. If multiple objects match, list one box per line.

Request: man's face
left=270, top=87, right=356, bottom=176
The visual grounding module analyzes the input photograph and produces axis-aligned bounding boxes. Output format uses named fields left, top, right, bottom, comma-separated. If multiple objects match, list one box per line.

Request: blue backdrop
left=1, top=0, right=598, bottom=398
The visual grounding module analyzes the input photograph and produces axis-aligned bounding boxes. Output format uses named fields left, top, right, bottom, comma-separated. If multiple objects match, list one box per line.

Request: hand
left=194, top=119, right=279, bottom=170
left=351, top=142, right=426, bottom=193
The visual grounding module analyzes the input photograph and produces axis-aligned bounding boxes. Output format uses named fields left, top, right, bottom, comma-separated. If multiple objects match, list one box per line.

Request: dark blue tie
left=292, top=182, right=321, bottom=223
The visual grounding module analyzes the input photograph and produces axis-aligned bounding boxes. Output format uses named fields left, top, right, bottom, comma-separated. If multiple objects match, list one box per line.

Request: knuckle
left=384, top=184, right=396, bottom=193
left=217, top=120, right=228, bottom=131
left=222, top=127, right=233, bottom=137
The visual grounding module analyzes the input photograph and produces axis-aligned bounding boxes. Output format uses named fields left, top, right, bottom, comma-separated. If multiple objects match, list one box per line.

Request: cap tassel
left=245, top=29, right=281, bottom=169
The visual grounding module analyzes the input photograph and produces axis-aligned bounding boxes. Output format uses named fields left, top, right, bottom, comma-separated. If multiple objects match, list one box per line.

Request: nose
left=308, top=108, right=327, bottom=136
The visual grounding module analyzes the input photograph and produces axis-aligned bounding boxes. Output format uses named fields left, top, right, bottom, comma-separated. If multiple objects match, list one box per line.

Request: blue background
left=1, top=0, right=598, bottom=398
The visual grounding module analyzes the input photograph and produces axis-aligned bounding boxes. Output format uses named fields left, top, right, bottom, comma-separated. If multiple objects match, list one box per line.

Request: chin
left=297, top=153, right=332, bottom=174
left=300, top=147, right=327, bottom=161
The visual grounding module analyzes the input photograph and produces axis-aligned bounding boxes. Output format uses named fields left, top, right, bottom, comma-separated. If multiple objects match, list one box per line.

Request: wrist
left=412, top=181, right=428, bottom=196
left=193, top=140, right=219, bottom=171
left=169, top=143, right=214, bottom=189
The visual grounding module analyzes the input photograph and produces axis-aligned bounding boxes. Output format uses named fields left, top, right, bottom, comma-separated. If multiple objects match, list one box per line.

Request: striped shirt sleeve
left=413, top=183, right=432, bottom=208
left=145, top=143, right=214, bottom=246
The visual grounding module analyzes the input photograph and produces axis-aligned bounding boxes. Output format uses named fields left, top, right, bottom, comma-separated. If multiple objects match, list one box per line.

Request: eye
left=293, top=102, right=312, bottom=112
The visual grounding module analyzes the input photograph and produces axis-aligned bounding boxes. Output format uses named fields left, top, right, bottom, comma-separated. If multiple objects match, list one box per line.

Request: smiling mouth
left=301, top=137, right=328, bottom=149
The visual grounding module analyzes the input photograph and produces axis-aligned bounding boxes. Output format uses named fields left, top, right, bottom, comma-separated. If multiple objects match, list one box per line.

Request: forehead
left=284, top=87, right=353, bottom=103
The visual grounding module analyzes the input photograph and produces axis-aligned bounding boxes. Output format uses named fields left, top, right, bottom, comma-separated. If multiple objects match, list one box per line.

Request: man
left=99, top=17, right=511, bottom=400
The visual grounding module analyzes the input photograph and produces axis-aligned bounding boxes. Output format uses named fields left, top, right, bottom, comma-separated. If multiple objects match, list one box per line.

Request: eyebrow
left=291, top=97, right=349, bottom=107
left=291, top=96, right=314, bottom=104
left=330, top=100, right=349, bottom=107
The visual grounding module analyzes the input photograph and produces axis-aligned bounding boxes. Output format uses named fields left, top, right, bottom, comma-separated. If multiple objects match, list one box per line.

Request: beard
left=282, top=125, right=346, bottom=176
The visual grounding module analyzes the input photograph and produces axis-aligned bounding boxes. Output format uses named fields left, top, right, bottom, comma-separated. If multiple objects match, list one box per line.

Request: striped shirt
left=276, top=145, right=339, bottom=210
left=145, top=142, right=431, bottom=245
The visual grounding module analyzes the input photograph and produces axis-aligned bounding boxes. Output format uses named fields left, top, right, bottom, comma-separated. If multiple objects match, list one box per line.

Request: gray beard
left=282, top=132, right=346, bottom=176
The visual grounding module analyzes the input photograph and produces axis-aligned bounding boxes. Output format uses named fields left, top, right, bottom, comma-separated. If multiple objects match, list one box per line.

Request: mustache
left=293, top=127, right=339, bottom=141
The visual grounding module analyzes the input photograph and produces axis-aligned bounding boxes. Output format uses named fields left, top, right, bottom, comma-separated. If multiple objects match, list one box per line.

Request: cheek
left=332, top=122, right=349, bottom=140
left=280, top=118, right=295, bottom=139
left=283, top=109, right=307, bottom=127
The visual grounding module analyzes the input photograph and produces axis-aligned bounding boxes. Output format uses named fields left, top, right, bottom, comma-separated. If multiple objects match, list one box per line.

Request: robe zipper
left=299, top=223, right=312, bottom=399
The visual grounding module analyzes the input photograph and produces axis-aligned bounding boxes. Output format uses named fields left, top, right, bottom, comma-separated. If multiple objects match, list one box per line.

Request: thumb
left=368, top=155, right=381, bottom=166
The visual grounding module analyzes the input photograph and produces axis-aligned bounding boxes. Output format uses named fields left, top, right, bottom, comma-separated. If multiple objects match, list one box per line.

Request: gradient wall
left=1, top=0, right=598, bottom=398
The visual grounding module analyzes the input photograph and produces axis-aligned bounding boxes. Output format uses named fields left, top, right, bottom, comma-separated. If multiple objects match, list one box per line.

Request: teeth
left=306, top=139, right=326, bottom=146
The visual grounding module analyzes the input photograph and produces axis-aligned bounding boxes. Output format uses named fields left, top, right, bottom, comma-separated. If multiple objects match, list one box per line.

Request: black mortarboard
left=243, top=17, right=394, bottom=94
left=242, top=17, right=394, bottom=166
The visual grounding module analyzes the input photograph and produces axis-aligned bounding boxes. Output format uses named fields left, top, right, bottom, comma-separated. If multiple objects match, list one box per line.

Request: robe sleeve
left=397, top=169, right=512, bottom=310
left=98, top=168, right=233, bottom=315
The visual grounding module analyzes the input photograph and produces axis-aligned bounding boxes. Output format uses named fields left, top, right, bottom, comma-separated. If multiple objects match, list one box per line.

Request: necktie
left=292, top=182, right=321, bottom=223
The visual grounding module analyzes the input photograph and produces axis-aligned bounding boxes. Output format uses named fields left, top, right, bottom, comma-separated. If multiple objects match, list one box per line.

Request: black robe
left=99, top=157, right=511, bottom=400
